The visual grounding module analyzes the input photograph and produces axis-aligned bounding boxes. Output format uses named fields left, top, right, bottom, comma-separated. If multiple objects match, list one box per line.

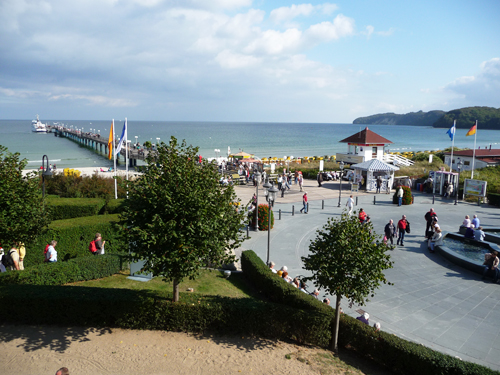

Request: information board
left=464, top=179, right=487, bottom=197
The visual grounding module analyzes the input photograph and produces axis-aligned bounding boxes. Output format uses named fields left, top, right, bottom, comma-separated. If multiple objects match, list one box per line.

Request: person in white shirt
left=346, top=195, right=354, bottom=215
left=45, top=240, right=58, bottom=263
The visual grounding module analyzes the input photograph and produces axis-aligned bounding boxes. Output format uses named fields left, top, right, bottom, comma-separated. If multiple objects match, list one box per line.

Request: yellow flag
left=108, top=120, right=114, bottom=160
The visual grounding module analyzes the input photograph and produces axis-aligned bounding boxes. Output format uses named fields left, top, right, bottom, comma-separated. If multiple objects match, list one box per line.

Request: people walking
left=300, top=192, right=308, bottom=214
left=384, top=219, right=396, bottom=245
left=346, top=195, right=354, bottom=215
left=397, top=215, right=408, bottom=246
left=298, top=173, right=303, bottom=192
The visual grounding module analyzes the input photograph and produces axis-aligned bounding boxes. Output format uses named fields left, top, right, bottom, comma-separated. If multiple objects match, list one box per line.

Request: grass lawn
left=65, top=269, right=262, bottom=299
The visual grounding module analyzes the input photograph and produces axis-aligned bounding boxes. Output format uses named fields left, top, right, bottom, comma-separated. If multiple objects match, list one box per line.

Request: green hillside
left=353, top=106, right=500, bottom=129
left=432, top=106, right=500, bottom=129
left=353, top=110, right=445, bottom=126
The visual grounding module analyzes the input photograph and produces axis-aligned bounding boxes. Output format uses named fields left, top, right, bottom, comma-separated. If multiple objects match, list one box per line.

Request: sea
left=0, top=119, right=499, bottom=169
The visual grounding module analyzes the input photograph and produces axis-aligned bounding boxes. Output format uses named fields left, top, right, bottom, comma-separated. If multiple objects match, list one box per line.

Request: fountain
left=435, top=232, right=500, bottom=275
left=458, top=226, right=500, bottom=245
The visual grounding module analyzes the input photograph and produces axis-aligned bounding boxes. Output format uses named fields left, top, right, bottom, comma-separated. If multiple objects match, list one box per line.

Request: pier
left=47, top=125, right=152, bottom=167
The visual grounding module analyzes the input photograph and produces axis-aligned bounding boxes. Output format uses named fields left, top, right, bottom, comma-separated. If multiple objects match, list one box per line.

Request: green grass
left=65, top=269, right=261, bottom=299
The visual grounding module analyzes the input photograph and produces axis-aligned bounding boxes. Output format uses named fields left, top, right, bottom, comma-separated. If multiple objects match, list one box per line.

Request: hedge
left=240, top=250, right=498, bottom=375
left=0, top=254, right=125, bottom=286
left=25, top=214, right=126, bottom=266
left=45, top=198, right=126, bottom=220
left=488, top=193, right=500, bottom=207
left=46, top=197, right=106, bottom=220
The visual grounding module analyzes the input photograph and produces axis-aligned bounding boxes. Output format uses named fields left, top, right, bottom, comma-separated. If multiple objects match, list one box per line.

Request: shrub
left=488, top=193, right=500, bottom=207
left=393, top=185, right=413, bottom=205
left=26, top=214, right=125, bottom=266
left=250, top=204, right=274, bottom=231
left=46, top=197, right=106, bottom=220
left=0, top=254, right=124, bottom=286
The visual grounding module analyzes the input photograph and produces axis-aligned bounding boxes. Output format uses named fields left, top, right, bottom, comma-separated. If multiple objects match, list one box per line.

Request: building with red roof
left=337, top=127, right=393, bottom=164
left=444, top=148, right=500, bottom=171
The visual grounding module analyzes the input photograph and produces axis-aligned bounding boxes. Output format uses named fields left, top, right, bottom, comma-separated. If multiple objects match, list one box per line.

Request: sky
left=1, top=0, right=499, bottom=123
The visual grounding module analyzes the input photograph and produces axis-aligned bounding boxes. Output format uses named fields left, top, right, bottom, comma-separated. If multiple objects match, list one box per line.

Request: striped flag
left=466, top=123, right=477, bottom=136
left=107, top=120, right=114, bottom=160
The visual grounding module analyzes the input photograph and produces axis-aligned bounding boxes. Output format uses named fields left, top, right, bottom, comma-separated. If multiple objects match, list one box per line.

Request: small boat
left=32, top=115, right=47, bottom=132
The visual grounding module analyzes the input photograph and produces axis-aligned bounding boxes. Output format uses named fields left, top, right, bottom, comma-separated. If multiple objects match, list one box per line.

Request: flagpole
left=125, top=118, right=129, bottom=181
left=471, top=120, right=477, bottom=179
left=113, top=119, right=118, bottom=200
left=449, top=120, right=455, bottom=172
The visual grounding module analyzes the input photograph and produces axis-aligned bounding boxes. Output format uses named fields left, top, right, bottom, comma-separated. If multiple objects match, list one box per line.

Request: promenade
left=234, top=179, right=500, bottom=371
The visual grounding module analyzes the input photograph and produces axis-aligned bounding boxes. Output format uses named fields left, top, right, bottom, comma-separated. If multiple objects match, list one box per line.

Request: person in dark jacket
left=384, top=219, right=396, bottom=245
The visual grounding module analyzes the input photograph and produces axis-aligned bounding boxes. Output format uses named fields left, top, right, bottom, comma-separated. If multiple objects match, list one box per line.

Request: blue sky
left=1, top=0, right=499, bottom=122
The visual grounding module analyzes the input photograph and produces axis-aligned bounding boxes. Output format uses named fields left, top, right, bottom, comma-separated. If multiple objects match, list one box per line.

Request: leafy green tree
left=120, top=137, right=245, bottom=302
left=301, top=211, right=393, bottom=352
left=0, top=145, right=50, bottom=247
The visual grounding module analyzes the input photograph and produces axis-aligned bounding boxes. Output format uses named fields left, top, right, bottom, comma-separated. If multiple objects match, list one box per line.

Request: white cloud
left=444, top=58, right=500, bottom=106
left=215, top=50, right=261, bottom=69
left=270, top=3, right=339, bottom=24
left=305, top=14, right=355, bottom=42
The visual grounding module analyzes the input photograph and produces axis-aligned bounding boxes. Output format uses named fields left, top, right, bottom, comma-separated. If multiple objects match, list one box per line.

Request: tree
left=301, top=210, right=393, bottom=352
left=120, top=137, right=245, bottom=302
left=0, top=145, right=50, bottom=247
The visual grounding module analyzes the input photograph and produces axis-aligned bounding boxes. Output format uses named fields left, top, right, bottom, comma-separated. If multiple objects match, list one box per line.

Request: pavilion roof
left=339, top=127, right=393, bottom=144
left=351, top=159, right=399, bottom=171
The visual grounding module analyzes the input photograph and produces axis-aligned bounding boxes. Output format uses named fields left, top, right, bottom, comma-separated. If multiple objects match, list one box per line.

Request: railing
left=383, top=153, right=414, bottom=167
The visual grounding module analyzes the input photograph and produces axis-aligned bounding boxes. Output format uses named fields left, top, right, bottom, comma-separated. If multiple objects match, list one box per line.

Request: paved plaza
left=235, top=178, right=500, bottom=371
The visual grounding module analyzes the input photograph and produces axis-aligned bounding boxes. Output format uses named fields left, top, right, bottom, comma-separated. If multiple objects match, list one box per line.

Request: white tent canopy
left=351, top=159, right=399, bottom=192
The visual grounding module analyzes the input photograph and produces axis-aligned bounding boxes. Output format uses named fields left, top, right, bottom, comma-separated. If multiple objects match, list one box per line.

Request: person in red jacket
left=300, top=192, right=308, bottom=214
left=358, top=208, right=367, bottom=223
left=397, top=215, right=408, bottom=246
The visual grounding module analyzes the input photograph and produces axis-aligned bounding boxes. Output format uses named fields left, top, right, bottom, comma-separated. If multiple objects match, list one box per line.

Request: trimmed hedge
left=241, top=250, right=499, bottom=375
left=488, top=193, right=500, bottom=207
left=25, top=214, right=126, bottom=266
left=46, top=197, right=106, bottom=220
left=45, top=198, right=125, bottom=220
left=0, top=254, right=125, bottom=286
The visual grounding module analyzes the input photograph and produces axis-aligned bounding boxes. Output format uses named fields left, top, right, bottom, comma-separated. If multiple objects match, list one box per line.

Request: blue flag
left=115, top=119, right=127, bottom=154
left=446, top=123, right=456, bottom=141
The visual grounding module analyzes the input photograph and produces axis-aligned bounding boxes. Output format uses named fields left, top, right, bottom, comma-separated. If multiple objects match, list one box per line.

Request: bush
left=488, top=193, right=500, bottom=207
left=257, top=204, right=274, bottom=231
left=0, top=254, right=124, bottom=286
left=26, top=214, right=125, bottom=266
left=393, top=186, right=413, bottom=205
left=44, top=172, right=127, bottom=199
left=46, top=197, right=106, bottom=220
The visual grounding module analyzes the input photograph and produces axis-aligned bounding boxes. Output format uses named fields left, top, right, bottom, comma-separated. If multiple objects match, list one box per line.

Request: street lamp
left=337, top=161, right=344, bottom=207
left=264, top=182, right=279, bottom=266
left=41, top=155, right=53, bottom=198
left=455, top=159, right=463, bottom=205
left=253, top=171, right=262, bottom=231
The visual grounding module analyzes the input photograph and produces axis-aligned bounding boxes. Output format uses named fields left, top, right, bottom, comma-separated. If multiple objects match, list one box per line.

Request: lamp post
left=455, top=159, right=463, bottom=205
left=337, top=161, right=344, bottom=207
left=41, top=155, right=53, bottom=198
left=264, top=182, right=279, bottom=266
left=254, top=171, right=261, bottom=231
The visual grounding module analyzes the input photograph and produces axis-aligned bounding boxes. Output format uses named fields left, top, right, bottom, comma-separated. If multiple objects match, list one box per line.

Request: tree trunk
left=330, top=293, right=341, bottom=353
left=173, top=278, right=179, bottom=302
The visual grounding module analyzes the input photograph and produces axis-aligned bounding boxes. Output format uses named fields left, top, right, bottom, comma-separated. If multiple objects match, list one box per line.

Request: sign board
left=464, top=179, right=487, bottom=197
left=319, top=160, right=324, bottom=171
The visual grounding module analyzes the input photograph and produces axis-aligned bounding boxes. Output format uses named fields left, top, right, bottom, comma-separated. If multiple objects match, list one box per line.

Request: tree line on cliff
left=353, top=106, right=500, bottom=129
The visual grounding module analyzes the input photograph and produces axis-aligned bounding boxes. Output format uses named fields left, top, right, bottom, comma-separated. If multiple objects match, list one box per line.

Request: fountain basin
left=458, top=226, right=500, bottom=245
left=435, top=232, right=500, bottom=275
